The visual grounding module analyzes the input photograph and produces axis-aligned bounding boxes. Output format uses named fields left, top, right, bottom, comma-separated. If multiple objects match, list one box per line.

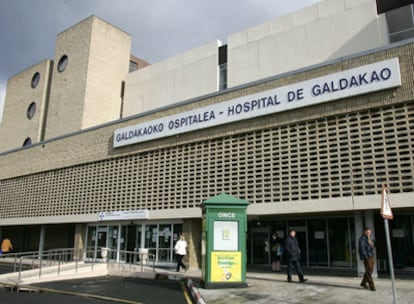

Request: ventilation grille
left=0, top=103, right=413, bottom=218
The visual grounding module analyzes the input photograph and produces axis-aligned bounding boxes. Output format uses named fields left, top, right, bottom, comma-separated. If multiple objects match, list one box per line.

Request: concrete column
left=354, top=212, right=364, bottom=276
left=74, top=224, right=87, bottom=261
left=38, top=224, right=46, bottom=259
left=364, top=211, right=378, bottom=278
left=182, top=219, right=201, bottom=270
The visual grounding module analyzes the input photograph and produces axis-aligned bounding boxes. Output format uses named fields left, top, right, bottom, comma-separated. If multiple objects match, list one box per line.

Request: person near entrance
left=0, top=238, right=12, bottom=254
left=358, top=227, right=376, bottom=291
left=284, top=229, right=307, bottom=282
left=270, top=232, right=283, bottom=272
left=174, top=235, right=187, bottom=272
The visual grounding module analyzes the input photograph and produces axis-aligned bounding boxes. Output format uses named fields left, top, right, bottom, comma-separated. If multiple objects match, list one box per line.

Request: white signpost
left=381, top=185, right=398, bottom=304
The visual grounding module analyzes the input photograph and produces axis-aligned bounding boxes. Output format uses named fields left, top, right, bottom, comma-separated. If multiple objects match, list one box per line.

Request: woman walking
left=174, top=235, right=187, bottom=272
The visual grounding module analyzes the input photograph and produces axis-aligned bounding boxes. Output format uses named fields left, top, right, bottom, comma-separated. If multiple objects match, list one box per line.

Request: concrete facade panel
left=122, top=40, right=219, bottom=117
left=317, top=0, right=346, bottom=19
left=228, top=0, right=388, bottom=87
left=291, top=2, right=319, bottom=28
left=45, top=16, right=131, bottom=140
left=83, top=17, right=131, bottom=129
left=0, top=60, right=52, bottom=151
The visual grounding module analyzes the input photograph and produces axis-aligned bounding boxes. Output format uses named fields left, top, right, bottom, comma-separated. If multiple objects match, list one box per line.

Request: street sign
left=381, top=185, right=394, bottom=220
left=380, top=184, right=398, bottom=304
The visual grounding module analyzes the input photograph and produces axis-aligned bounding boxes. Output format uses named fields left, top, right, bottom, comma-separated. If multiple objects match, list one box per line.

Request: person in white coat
left=174, top=235, right=187, bottom=272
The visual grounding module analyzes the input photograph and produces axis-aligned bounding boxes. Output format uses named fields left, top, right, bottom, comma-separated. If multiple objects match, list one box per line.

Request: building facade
left=1, top=0, right=414, bottom=274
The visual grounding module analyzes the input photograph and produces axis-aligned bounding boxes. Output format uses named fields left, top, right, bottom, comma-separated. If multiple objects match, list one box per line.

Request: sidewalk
left=185, top=268, right=414, bottom=304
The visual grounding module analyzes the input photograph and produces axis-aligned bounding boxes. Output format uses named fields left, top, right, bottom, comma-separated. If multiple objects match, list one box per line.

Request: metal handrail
left=0, top=248, right=76, bottom=272
left=11, top=247, right=157, bottom=290
left=85, top=247, right=156, bottom=272
left=17, top=248, right=82, bottom=288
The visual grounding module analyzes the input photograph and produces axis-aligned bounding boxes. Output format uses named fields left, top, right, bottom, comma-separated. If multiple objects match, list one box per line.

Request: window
left=27, top=102, right=36, bottom=119
left=385, top=4, right=414, bottom=42
left=129, top=60, right=138, bottom=73
left=377, top=0, right=414, bottom=14
left=31, top=72, right=40, bottom=88
left=218, top=45, right=228, bottom=90
left=23, top=137, right=32, bottom=147
left=57, top=55, right=69, bottom=72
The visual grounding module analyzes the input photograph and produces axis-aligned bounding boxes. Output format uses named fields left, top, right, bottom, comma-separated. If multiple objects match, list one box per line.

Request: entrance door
left=158, top=224, right=172, bottom=263
left=328, top=218, right=355, bottom=267
left=120, top=224, right=139, bottom=263
left=96, top=227, right=108, bottom=259
left=308, top=219, right=328, bottom=266
left=250, top=229, right=270, bottom=265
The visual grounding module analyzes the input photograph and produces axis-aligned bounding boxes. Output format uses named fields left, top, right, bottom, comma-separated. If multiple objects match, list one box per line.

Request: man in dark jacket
left=284, top=229, right=307, bottom=282
left=358, top=227, right=376, bottom=291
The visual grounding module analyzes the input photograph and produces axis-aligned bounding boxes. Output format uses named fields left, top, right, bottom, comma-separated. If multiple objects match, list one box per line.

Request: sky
left=0, top=0, right=320, bottom=122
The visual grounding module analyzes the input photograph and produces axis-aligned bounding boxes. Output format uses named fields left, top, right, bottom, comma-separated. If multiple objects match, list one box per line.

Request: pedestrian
left=0, top=238, right=12, bottom=254
left=358, top=227, right=376, bottom=291
left=270, top=232, right=283, bottom=272
left=284, top=229, right=307, bottom=282
left=174, top=235, right=187, bottom=272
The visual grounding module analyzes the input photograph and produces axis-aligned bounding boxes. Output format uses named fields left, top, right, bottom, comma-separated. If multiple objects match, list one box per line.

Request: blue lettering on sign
left=168, top=110, right=216, bottom=130
left=311, top=67, right=393, bottom=97
left=227, top=95, right=281, bottom=116
left=287, top=88, right=304, bottom=102
left=116, top=123, right=164, bottom=142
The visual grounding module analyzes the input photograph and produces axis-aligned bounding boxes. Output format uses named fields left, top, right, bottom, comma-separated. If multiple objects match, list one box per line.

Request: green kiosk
left=200, top=194, right=250, bottom=288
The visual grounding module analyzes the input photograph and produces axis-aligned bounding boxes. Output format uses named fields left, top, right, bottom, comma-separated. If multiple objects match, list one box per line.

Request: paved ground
left=0, top=264, right=413, bottom=304
left=0, top=288, right=118, bottom=304
left=0, top=276, right=188, bottom=304
left=196, top=269, right=414, bottom=304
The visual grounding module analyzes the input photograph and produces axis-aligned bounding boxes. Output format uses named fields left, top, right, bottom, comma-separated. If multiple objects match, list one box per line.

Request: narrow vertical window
left=219, top=45, right=228, bottom=90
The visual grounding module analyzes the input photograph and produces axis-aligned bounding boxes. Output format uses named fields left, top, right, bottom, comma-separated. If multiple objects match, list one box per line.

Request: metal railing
left=91, top=247, right=156, bottom=273
left=0, top=248, right=77, bottom=273
left=0, top=247, right=156, bottom=288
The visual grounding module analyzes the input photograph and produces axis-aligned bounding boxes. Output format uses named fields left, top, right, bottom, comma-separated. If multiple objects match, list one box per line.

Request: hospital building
left=0, top=0, right=413, bottom=275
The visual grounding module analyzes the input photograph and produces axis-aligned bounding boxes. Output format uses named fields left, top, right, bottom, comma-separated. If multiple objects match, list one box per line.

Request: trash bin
left=139, top=248, right=148, bottom=265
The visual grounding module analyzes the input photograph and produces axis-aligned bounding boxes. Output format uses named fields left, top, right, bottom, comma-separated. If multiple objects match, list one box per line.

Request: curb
left=186, top=278, right=206, bottom=304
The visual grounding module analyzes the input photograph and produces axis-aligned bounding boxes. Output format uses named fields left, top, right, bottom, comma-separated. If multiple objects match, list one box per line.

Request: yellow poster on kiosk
left=210, top=251, right=242, bottom=282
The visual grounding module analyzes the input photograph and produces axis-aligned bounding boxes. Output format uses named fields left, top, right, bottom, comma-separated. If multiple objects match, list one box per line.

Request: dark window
left=31, top=72, right=40, bottom=88
left=219, top=45, right=228, bottom=90
left=129, top=61, right=138, bottom=73
left=377, top=0, right=414, bottom=14
left=27, top=102, right=36, bottom=119
left=219, top=45, right=227, bottom=65
left=57, top=55, right=69, bottom=72
left=23, top=137, right=32, bottom=147
left=386, top=4, right=414, bottom=42
left=219, top=64, right=227, bottom=90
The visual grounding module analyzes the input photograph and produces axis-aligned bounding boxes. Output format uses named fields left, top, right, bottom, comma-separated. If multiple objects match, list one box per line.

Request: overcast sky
left=0, top=0, right=320, bottom=122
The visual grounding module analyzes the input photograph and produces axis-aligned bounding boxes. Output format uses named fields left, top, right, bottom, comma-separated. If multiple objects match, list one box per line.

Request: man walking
left=358, top=227, right=376, bottom=291
left=284, top=229, right=307, bottom=283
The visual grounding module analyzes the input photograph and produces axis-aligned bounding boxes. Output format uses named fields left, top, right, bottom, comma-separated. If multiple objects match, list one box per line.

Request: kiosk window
left=213, top=221, right=238, bottom=251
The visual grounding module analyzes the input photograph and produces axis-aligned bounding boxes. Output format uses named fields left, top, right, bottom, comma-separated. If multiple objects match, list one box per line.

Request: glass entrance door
left=250, top=228, right=270, bottom=265
left=143, top=223, right=182, bottom=265
left=85, top=225, right=118, bottom=260
left=120, top=224, right=140, bottom=263
left=158, top=224, right=172, bottom=263
left=308, top=219, right=328, bottom=266
left=328, top=218, right=355, bottom=267
left=86, top=223, right=181, bottom=265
